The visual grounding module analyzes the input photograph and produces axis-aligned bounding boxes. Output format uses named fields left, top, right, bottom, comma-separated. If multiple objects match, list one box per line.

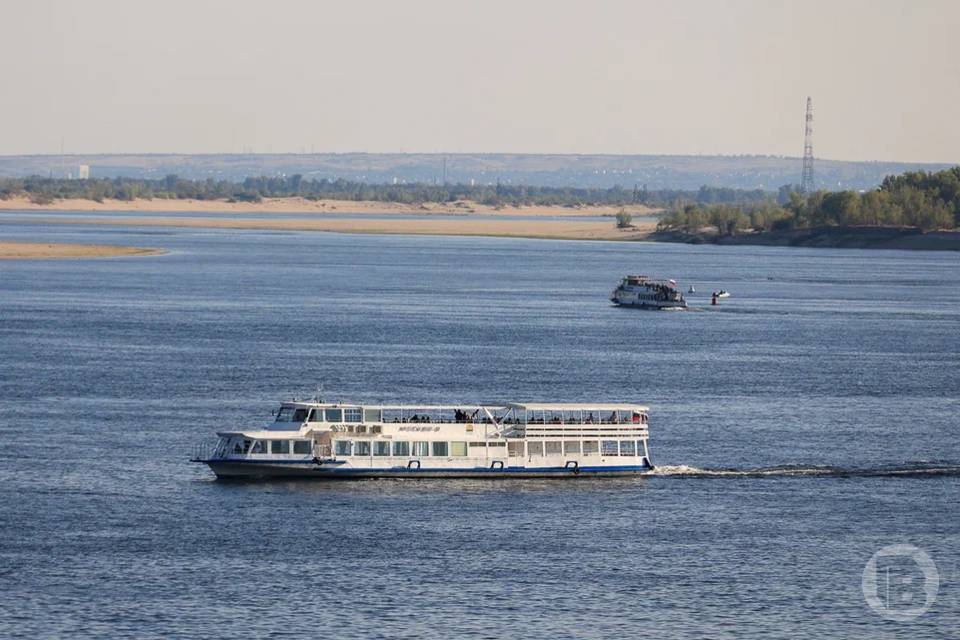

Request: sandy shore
left=0, top=196, right=657, bottom=218
left=3, top=214, right=656, bottom=241
left=0, top=241, right=163, bottom=259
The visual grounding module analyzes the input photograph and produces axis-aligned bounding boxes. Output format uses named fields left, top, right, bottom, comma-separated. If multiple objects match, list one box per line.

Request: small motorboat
left=688, top=286, right=696, bottom=294
left=715, top=290, right=731, bottom=298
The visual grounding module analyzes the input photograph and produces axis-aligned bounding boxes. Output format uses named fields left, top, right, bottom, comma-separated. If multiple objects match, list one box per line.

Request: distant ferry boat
left=192, top=401, right=654, bottom=479
left=611, top=275, right=687, bottom=310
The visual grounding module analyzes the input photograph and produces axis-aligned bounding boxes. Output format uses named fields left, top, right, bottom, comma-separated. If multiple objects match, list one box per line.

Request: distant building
left=78, top=164, right=90, bottom=180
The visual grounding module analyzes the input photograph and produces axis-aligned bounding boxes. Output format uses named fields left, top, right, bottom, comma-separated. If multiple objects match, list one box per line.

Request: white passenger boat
left=611, top=275, right=687, bottom=310
left=192, top=401, right=654, bottom=479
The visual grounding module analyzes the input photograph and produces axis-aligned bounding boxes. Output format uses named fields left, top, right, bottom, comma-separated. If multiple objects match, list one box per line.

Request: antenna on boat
left=315, top=382, right=325, bottom=403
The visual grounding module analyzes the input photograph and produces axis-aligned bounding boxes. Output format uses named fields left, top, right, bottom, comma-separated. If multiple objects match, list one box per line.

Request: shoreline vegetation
left=0, top=241, right=163, bottom=259
left=656, top=167, right=960, bottom=233
left=1, top=166, right=958, bottom=249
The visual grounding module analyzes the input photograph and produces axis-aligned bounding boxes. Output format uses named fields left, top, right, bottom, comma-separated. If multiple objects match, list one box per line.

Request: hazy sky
left=2, top=0, right=958, bottom=162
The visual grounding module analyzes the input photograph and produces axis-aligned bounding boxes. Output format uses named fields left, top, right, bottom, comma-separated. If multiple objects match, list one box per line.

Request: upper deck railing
left=272, top=402, right=649, bottom=428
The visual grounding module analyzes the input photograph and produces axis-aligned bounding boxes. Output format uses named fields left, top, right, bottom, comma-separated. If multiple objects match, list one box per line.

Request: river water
left=1, top=222, right=958, bottom=638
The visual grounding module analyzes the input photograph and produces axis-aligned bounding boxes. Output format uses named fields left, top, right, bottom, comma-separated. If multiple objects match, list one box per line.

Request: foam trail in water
left=651, top=462, right=960, bottom=478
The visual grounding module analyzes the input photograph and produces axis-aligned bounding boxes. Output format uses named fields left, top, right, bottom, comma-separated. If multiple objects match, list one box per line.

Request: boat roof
left=276, top=401, right=648, bottom=412
left=506, top=402, right=649, bottom=412
left=278, top=402, right=505, bottom=410
left=624, top=275, right=677, bottom=285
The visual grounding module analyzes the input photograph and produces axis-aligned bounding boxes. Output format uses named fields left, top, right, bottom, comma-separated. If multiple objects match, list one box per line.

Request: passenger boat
left=191, top=401, right=654, bottom=479
left=611, top=275, right=687, bottom=310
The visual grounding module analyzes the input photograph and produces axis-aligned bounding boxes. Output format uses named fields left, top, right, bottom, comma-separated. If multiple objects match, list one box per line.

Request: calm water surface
left=1, top=223, right=958, bottom=638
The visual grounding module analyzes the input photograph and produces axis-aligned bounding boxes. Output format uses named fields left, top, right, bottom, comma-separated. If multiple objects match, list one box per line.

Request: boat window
left=373, top=441, right=391, bottom=456
left=292, top=408, right=309, bottom=423
left=528, top=442, right=544, bottom=456
left=335, top=441, right=352, bottom=456
left=356, top=425, right=367, bottom=434
left=364, top=409, right=382, bottom=423
left=469, top=442, right=488, bottom=447
left=344, top=408, right=362, bottom=422
left=507, top=441, right=524, bottom=456
left=564, top=441, right=581, bottom=454
left=601, top=440, right=619, bottom=456
left=638, top=440, right=647, bottom=458
left=271, top=440, right=290, bottom=454
left=251, top=440, right=266, bottom=454
left=355, top=441, right=371, bottom=456
left=292, top=440, right=312, bottom=455
left=583, top=441, right=599, bottom=455
left=545, top=441, right=562, bottom=456
left=392, top=441, right=410, bottom=456
left=371, top=425, right=382, bottom=434
left=431, top=442, right=449, bottom=457
left=325, top=409, right=343, bottom=422
left=412, top=441, right=429, bottom=457
left=307, top=409, right=320, bottom=422
left=450, top=442, right=467, bottom=456
left=620, top=440, right=637, bottom=456
left=275, top=406, right=295, bottom=422
left=489, top=441, right=506, bottom=447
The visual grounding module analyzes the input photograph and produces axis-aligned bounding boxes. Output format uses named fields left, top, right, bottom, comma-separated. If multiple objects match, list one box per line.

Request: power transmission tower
left=800, top=97, right=814, bottom=194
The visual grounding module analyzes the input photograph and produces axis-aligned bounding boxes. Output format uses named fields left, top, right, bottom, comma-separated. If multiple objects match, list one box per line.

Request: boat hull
left=612, top=300, right=687, bottom=310
left=203, top=459, right=654, bottom=480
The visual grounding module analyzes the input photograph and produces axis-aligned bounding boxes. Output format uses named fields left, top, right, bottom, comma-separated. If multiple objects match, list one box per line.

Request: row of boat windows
left=230, top=439, right=314, bottom=455
left=227, top=439, right=647, bottom=457
left=522, top=440, right=647, bottom=456
left=276, top=407, right=373, bottom=423
left=334, top=441, right=509, bottom=457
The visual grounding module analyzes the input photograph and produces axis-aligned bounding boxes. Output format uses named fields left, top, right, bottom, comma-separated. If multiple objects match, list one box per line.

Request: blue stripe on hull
left=204, top=460, right=654, bottom=480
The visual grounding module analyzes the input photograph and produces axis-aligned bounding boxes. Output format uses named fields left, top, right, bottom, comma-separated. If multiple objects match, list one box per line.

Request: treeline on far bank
left=657, top=166, right=960, bottom=234
left=0, top=174, right=774, bottom=208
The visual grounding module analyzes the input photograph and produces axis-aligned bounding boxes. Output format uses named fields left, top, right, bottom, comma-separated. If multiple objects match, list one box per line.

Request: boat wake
left=651, top=462, right=960, bottom=478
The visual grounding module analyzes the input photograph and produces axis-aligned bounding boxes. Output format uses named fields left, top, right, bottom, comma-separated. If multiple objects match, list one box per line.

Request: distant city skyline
left=2, top=0, right=958, bottom=163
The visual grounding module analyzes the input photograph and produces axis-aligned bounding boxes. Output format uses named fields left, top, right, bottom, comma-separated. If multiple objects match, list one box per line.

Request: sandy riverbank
left=0, top=241, right=164, bottom=259
left=0, top=196, right=657, bottom=218
left=3, top=214, right=656, bottom=241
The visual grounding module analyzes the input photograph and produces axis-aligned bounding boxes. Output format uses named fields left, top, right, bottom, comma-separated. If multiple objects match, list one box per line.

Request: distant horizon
left=0, top=150, right=955, bottom=166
